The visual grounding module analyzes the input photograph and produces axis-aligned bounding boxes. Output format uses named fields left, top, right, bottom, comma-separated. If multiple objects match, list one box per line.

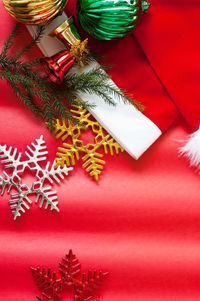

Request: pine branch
left=64, top=66, right=141, bottom=107
left=0, top=23, right=20, bottom=61
left=0, top=24, right=143, bottom=130
left=0, top=69, right=43, bottom=117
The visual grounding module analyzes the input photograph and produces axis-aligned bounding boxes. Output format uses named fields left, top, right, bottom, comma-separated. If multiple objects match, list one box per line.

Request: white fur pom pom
left=179, top=126, right=200, bottom=169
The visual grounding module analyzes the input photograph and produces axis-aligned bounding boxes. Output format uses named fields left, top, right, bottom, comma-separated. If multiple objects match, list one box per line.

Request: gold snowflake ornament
left=54, top=105, right=124, bottom=181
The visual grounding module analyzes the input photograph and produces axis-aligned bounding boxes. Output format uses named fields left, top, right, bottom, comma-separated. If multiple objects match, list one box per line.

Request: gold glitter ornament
left=54, top=105, right=124, bottom=181
left=2, top=0, right=68, bottom=25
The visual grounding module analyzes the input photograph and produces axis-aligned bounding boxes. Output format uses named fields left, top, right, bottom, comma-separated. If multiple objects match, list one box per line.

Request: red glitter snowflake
left=30, top=250, right=109, bottom=301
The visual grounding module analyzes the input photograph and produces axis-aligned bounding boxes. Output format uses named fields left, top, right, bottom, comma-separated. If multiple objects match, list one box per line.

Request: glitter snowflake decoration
left=31, top=249, right=108, bottom=301
left=54, top=105, right=124, bottom=181
left=0, top=135, right=73, bottom=220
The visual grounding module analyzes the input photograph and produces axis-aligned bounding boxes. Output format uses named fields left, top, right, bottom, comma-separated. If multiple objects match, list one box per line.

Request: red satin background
left=134, top=1, right=200, bottom=131
left=1, top=1, right=200, bottom=301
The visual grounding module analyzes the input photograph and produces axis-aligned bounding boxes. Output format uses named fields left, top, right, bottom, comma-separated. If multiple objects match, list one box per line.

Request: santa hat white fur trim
left=179, top=126, right=200, bottom=169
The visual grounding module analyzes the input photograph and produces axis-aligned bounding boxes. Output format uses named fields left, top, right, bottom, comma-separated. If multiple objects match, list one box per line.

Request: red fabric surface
left=1, top=1, right=200, bottom=301
left=134, top=1, right=200, bottom=131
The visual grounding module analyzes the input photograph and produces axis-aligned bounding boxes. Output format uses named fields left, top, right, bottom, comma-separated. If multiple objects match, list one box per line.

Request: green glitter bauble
left=77, top=0, right=150, bottom=40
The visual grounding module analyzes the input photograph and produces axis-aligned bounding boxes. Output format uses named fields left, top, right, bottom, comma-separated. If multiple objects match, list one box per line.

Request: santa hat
left=27, top=0, right=178, bottom=160
left=133, top=1, right=200, bottom=169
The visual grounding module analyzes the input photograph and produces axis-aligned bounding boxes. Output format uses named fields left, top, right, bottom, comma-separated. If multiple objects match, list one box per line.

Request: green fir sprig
left=0, top=23, right=143, bottom=130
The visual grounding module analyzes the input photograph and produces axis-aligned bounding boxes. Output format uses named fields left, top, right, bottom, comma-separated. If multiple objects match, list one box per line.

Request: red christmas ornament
left=30, top=249, right=108, bottom=301
left=41, top=50, right=75, bottom=84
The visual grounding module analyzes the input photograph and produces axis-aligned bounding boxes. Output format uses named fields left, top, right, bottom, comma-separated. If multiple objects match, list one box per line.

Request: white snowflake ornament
left=0, top=136, right=73, bottom=220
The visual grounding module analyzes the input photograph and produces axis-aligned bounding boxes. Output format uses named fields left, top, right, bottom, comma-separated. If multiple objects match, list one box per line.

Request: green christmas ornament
left=77, top=0, right=150, bottom=40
